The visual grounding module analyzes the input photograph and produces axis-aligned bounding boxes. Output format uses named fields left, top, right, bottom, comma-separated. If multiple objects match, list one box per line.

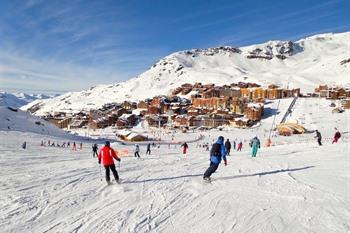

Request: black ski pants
left=203, top=162, right=219, bottom=178
left=104, top=164, right=119, bottom=182
left=317, top=139, right=322, bottom=146
left=93, top=151, right=98, bottom=157
left=134, top=151, right=140, bottom=158
left=146, top=149, right=151, bottom=155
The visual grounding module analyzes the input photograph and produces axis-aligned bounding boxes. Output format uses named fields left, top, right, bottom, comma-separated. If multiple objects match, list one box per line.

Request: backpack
left=211, top=143, right=221, bottom=157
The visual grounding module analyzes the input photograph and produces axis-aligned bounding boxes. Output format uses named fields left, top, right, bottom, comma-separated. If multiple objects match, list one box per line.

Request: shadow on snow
left=123, top=166, right=314, bottom=184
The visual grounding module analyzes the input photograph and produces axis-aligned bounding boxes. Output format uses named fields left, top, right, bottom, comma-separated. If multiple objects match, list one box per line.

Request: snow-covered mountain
left=0, top=91, right=52, bottom=108
left=0, top=102, right=74, bottom=137
left=22, top=32, right=350, bottom=116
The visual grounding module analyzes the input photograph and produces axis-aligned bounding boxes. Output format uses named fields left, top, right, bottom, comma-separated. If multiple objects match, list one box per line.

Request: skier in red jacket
left=98, top=141, right=121, bottom=184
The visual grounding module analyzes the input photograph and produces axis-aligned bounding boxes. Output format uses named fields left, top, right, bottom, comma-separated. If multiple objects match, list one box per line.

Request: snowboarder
left=332, top=128, right=341, bottom=144
left=22, top=141, right=27, bottom=149
left=92, top=144, right=98, bottom=157
left=249, top=136, right=260, bottom=157
left=237, top=139, right=243, bottom=151
left=72, top=142, right=77, bottom=151
left=146, top=143, right=151, bottom=155
left=315, top=130, right=322, bottom=146
left=181, top=142, right=188, bottom=154
left=98, top=141, right=121, bottom=184
left=225, top=139, right=231, bottom=156
left=203, top=136, right=227, bottom=182
left=134, top=144, right=140, bottom=158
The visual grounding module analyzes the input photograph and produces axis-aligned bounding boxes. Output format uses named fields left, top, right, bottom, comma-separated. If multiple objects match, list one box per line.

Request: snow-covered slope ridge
left=22, top=32, right=350, bottom=116
left=0, top=91, right=51, bottom=108
left=0, top=103, right=73, bottom=137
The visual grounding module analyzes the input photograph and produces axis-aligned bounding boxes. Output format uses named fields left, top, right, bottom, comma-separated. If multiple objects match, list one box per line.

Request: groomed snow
left=1, top=98, right=349, bottom=233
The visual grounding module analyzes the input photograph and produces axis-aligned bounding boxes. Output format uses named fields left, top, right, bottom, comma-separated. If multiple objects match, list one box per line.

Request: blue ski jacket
left=210, top=138, right=227, bottom=164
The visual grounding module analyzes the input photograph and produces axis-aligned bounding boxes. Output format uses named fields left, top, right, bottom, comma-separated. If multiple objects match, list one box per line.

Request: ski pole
left=99, top=164, right=103, bottom=181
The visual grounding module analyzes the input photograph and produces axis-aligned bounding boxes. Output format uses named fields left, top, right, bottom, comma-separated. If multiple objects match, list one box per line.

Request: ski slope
left=1, top=98, right=349, bottom=233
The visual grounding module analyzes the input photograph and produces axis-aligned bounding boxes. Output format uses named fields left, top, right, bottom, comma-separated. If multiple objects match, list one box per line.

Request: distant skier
left=92, top=144, right=98, bottom=157
left=134, top=144, right=140, bottom=158
left=80, top=142, right=83, bottom=150
left=98, top=141, right=121, bottom=184
left=225, top=139, right=231, bottom=156
left=249, top=136, right=260, bottom=157
left=72, top=142, right=77, bottom=151
left=332, top=128, right=341, bottom=144
left=203, top=136, right=227, bottom=182
left=22, top=141, right=27, bottom=149
left=67, top=142, right=70, bottom=147
left=233, top=139, right=237, bottom=150
left=40, top=141, right=44, bottom=146
left=181, top=142, right=189, bottom=154
left=61, top=142, right=66, bottom=147
left=237, top=139, right=243, bottom=151
left=146, top=143, right=151, bottom=155
left=315, top=130, right=322, bottom=146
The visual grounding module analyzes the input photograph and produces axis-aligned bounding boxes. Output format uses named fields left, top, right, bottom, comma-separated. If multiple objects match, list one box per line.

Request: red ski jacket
left=98, top=146, right=119, bottom=166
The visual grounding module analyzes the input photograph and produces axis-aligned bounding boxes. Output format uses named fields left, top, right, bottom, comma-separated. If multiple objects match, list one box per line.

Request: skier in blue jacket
left=203, top=136, right=227, bottom=182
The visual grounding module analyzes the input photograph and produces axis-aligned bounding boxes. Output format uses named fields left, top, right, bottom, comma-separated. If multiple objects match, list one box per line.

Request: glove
left=117, top=158, right=121, bottom=162
left=224, top=160, right=227, bottom=166
left=98, top=160, right=101, bottom=164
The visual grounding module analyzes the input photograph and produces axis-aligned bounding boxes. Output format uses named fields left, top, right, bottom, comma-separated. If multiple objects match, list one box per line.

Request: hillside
left=0, top=103, right=76, bottom=138
left=22, top=32, right=350, bottom=116
left=0, top=91, right=52, bottom=108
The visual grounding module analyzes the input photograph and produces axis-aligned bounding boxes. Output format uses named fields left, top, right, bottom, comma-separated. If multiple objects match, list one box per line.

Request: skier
left=92, top=144, right=98, bottom=157
left=225, top=139, right=231, bottom=156
left=98, top=141, right=121, bottom=184
left=249, top=136, right=260, bottom=157
left=22, top=141, right=27, bottom=149
left=67, top=142, right=70, bottom=147
left=61, top=142, right=66, bottom=147
left=146, top=143, right=151, bottom=155
left=80, top=142, right=83, bottom=150
left=72, top=142, right=77, bottom=151
left=315, top=130, right=322, bottom=146
left=181, top=142, right=189, bottom=154
left=237, top=139, right=243, bottom=151
left=203, top=136, right=227, bottom=182
left=134, top=144, right=140, bottom=158
left=233, top=139, right=236, bottom=150
left=332, top=128, right=341, bottom=144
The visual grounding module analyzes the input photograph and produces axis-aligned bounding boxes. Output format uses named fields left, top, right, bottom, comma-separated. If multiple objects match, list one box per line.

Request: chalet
left=145, top=115, right=168, bottom=127
left=244, top=103, right=264, bottom=121
left=119, top=114, right=138, bottom=127
left=125, top=133, right=148, bottom=142
left=201, top=114, right=229, bottom=128
left=231, top=117, right=252, bottom=128
left=115, top=119, right=128, bottom=129
left=137, top=101, right=149, bottom=109
left=174, top=115, right=188, bottom=127
left=69, top=119, right=88, bottom=129
left=219, top=87, right=241, bottom=98
left=148, top=106, right=161, bottom=115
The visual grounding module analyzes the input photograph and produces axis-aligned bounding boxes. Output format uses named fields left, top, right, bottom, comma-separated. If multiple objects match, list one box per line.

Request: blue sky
left=0, top=0, right=349, bottom=94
